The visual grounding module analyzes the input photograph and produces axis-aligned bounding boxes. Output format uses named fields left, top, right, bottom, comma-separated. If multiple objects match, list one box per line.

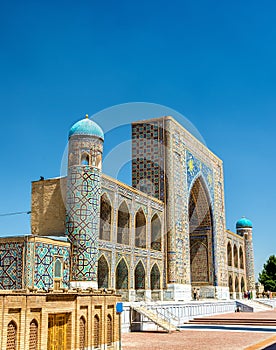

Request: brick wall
left=0, top=290, right=121, bottom=350
left=31, top=178, right=66, bottom=236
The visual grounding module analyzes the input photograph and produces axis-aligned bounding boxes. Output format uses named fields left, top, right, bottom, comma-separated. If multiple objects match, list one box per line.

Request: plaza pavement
left=122, top=309, right=276, bottom=350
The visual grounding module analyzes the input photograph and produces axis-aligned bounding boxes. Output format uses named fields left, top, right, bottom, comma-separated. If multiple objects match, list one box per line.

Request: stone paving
left=197, top=309, right=276, bottom=320
left=122, top=309, right=276, bottom=350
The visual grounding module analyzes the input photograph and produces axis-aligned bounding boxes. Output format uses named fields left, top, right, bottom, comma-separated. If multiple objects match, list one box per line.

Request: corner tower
left=66, top=115, right=104, bottom=289
left=236, top=217, right=255, bottom=294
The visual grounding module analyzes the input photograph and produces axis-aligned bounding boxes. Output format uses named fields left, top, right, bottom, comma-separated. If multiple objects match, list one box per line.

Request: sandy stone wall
left=0, top=290, right=121, bottom=350
left=31, top=178, right=66, bottom=236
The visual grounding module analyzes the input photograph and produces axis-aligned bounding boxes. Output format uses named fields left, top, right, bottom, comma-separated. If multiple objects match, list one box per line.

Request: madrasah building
left=0, top=114, right=256, bottom=348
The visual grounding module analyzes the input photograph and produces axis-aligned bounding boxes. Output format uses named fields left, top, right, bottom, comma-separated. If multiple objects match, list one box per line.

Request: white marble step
left=238, top=300, right=273, bottom=312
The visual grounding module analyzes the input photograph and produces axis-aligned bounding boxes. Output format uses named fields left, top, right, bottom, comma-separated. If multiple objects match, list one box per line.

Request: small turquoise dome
left=69, top=115, right=104, bottom=140
left=236, top=217, right=253, bottom=229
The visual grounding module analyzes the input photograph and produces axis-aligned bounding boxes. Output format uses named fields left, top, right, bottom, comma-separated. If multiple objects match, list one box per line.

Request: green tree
left=258, top=255, right=276, bottom=292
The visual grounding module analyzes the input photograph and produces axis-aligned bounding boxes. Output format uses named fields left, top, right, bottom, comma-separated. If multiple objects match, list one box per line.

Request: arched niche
left=100, top=194, right=112, bottom=241
left=116, top=259, right=129, bottom=290
left=151, top=214, right=161, bottom=251
left=239, top=247, right=244, bottom=269
left=233, top=245, right=238, bottom=268
left=227, top=242, right=232, bottom=266
left=189, top=176, right=214, bottom=285
left=135, top=261, right=145, bottom=289
left=135, top=208, right=146, bottom=249
left=117, top=201, right=130, bottom=245
left=150, top=264, right=161, bottom=290
left=98, top=255, right=109, bottom=289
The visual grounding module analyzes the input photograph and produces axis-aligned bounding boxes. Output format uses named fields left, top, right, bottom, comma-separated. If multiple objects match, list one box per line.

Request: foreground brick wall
left=0, top=290, right=121, bottom=350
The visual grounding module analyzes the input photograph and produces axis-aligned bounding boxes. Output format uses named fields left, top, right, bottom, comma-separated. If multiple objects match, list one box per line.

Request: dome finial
left=85, top=114, right=89, bottom=119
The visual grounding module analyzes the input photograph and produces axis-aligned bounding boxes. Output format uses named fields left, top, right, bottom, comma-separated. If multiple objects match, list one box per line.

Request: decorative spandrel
left=186, top=151, right=214, bottom=204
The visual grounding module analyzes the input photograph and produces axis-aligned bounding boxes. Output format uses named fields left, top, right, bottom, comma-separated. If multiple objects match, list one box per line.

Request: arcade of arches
left=97, top=193, right=163, bottom=297
left=100, top=195, right=162, bottom=251
left=227, top=239, right=247, bottom=297
left=99, top=255, right=161, bottom=292
left=227, top=242, right=244, bottom=270
left=228, top=275, right=246, bottom=295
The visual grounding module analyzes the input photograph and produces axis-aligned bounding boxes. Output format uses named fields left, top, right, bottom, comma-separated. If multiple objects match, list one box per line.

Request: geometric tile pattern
left=66, top=166, right=101, bottom=282
left=186, top=150, right=214, bottom=204
left=132, top=119, right=166, bottom=201
left=0, top=242, right=24, bottom=289
left=0, top=239, right=70, bottom=291
left=34, top=242, right=70, bottom=290
left=25, top=241, right=35, bottom=288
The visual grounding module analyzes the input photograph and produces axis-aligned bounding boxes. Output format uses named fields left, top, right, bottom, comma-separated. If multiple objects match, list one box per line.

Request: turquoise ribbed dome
left=69, top=116, right=104, bottom=140
left=236, top=217, right=253, bottom=229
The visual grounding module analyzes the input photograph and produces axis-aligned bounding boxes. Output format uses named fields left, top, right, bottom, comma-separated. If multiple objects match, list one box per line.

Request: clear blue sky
left=0, top=0, right=275, bottom=278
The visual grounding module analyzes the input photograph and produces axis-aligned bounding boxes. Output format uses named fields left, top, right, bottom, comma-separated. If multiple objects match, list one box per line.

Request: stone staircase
left=131, top=305, right=179, bottom=333
left=255, top=299, right=276, bottom=308
left=238, top=300, right=273, bottom=312
left=186, top=301, right=276, bottom=328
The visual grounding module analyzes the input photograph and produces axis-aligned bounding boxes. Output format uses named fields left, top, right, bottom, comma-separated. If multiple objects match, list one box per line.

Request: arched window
left=239, top=247, right=244, bottom=269
left=117, top=201, right=130, bottom=245
left=135, top=208, right=146, bottom=248
left=135, top=261, right=145, bottom=290
left=93, top=315, right=100, bottom=349
left=150, top=264, right=160, bottom=290
left=151, top=214, right=161, bottom=251
left=29, top=319, right=38, bottom=350
left=81, top=153, right=89, bottom=165
left=233, top=245, right=238, bottom=268
left=100, top=194, right=112, bottom=241
left=227, top=242, right=232, bottom=266
left=95, top=152, right=102, bottom=169
left=241, top=277, right=245, bottom=292
left=79, top=317, right=86, bottom=350
left=98, top=255, right=109, bottom=289
left=54, top=259, right=62, bottom=278
left=228, top=275, right=233, bottom=293
left=107, top=314, right=113, bottom=346
left=7, top=321, right=17, bottom=350
left=116, top=259, right=128, bottom=290
left=235, top=276, right=239, bottom=292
